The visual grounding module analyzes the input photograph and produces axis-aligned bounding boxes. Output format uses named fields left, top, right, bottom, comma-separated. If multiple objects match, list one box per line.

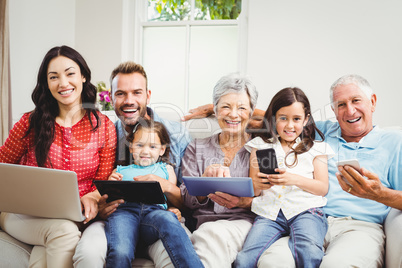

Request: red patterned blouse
left=0, top=112, right=116, bottom=197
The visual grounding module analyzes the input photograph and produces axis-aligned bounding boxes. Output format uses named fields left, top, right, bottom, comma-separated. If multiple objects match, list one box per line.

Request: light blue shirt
left=115, top=107, right=191, bottom=183
left=316, top=120, right=402, bottom=224
left=117, top=162, right=169, bottom=181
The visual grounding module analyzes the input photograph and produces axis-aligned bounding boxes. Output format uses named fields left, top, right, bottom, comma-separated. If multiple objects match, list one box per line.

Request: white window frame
left=129, top=0, right=249, bottom=111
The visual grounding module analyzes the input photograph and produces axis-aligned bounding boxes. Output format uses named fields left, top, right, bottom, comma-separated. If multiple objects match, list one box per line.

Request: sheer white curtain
left=0, top=0, right=11, bottom=145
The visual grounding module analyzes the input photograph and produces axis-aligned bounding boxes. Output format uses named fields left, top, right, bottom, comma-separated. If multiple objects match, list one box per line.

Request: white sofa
left=1, top=115, right=401, bottom=267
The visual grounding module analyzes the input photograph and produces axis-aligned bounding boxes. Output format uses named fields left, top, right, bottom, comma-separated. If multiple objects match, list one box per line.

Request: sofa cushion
left=0, top=229, right=32, bottom=267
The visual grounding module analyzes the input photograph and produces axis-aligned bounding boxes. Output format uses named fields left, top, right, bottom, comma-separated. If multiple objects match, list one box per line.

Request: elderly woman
left=180, top=73, right=258, bottom=267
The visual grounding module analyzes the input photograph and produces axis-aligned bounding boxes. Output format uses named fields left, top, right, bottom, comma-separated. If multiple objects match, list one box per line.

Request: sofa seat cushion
left=0, top=229, right=32, bottom=267
left=132, top=258, right=155, bottom=268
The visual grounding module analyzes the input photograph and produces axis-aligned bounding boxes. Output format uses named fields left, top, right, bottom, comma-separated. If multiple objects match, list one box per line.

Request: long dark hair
left=25, top=45, right=100, bottom=167
left=258, top=87, right=324, bottom=167
left=126, top=119, right=172, bottom=165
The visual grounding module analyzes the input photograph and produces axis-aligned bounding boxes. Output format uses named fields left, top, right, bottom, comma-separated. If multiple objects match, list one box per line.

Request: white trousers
left=191, top=219, right=252, bottom=268
left=257, top=216, right=385, bottom=268
left=73, top=221, right=107, bottom=268
left=0, top=212, right=81, bottom=268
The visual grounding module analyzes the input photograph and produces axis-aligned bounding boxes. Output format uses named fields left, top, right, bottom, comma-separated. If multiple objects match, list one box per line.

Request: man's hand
left=247, top=113, right=265, bottom=130
left=97, top=194, right=124, bottom=220
left=336, top=166, right=384, bottom=200
left=181, top=103, right=266, bottom=130
left=181, top=104, right=214, bottom=121
left=337, top=166, right=402, bottom=210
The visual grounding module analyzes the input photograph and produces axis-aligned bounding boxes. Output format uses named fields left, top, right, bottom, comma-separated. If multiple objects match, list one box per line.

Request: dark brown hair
left=258, top=87, right=324, bottom=167
left=110, top=61, right=148, bottom=90
left=126, top=119, right=172, bottom=165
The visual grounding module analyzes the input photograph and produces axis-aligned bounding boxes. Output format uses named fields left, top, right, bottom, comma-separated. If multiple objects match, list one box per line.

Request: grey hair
left=330, top=74, right=373, bottom=107
left=212, top=73, right=258, bottom=115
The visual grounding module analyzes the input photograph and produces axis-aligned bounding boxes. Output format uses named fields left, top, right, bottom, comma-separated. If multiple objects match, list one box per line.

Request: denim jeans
left=235, top=208, right=328, bottom=268
left=105, top=202, right=203, bottom=268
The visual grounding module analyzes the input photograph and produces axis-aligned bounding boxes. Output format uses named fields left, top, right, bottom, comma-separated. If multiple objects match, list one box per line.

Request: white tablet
left=182, top=176, right=254, bottom=197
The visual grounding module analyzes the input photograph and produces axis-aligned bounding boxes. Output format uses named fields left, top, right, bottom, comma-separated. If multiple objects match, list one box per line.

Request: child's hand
left=108, top=169, right=123, bottom=181
left=167, top=207, right=182, bottom=222
left=267, top=169, right=296, bottom=186
left=253, top=172, right=274, bottom=190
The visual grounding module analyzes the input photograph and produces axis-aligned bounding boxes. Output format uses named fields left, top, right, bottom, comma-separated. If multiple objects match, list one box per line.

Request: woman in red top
left=0, top=45, right=116, bottom=268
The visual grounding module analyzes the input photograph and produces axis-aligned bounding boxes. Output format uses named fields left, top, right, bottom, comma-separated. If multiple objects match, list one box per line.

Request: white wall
left=9, top=0, right=75, bottom=123
left=247, top=0, right=402, bottom=127
left=75, top=0, right=127, bottom=86
left=8, top=0, right=402, bottom=127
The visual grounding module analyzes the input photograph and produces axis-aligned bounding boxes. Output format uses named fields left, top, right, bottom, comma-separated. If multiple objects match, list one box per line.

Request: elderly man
left=73, top=61, right=191, bottom=267
left=185, top=74, right=402, bottom=267
left=256, top=74, right=402, bottom=267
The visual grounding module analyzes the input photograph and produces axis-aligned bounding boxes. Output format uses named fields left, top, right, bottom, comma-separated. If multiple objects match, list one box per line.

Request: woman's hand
left=203, top=164, right=231, bottom=177
left=208, top=192, right=253, bottom=209
left=198, top=164, right=230, bottom=203
left=80, top=191, right=101, bottom=224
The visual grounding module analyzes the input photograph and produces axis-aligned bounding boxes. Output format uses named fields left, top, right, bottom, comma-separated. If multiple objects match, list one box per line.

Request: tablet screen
left=182, top=176, right=254, bottom=197
left=94, top=180, right=166, bottom=204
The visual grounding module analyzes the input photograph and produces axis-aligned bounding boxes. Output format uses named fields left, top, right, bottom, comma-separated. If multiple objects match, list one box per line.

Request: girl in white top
left=235, top=87, right=334, bottom=268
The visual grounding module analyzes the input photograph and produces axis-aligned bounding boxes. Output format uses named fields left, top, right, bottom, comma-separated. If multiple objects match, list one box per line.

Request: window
left=134, top=0, right=247, bottom=117
left=148, top=0, right=242, bottom=21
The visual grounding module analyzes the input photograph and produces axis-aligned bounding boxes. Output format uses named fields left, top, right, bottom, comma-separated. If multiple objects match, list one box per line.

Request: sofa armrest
left=384, top=208, right=402, bottom=268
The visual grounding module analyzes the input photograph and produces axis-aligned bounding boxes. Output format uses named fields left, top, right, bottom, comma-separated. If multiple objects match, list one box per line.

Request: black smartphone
left=256, top=148, right=279, bottom=174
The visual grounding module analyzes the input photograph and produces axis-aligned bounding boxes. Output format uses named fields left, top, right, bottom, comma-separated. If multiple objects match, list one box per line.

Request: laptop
left=0, top=163, right=86, bottom=222
left=182, top=176, right=254, bottom=197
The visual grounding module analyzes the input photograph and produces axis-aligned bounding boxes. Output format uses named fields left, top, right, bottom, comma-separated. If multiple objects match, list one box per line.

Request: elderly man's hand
left=336, top=165, right=385, bottom=200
